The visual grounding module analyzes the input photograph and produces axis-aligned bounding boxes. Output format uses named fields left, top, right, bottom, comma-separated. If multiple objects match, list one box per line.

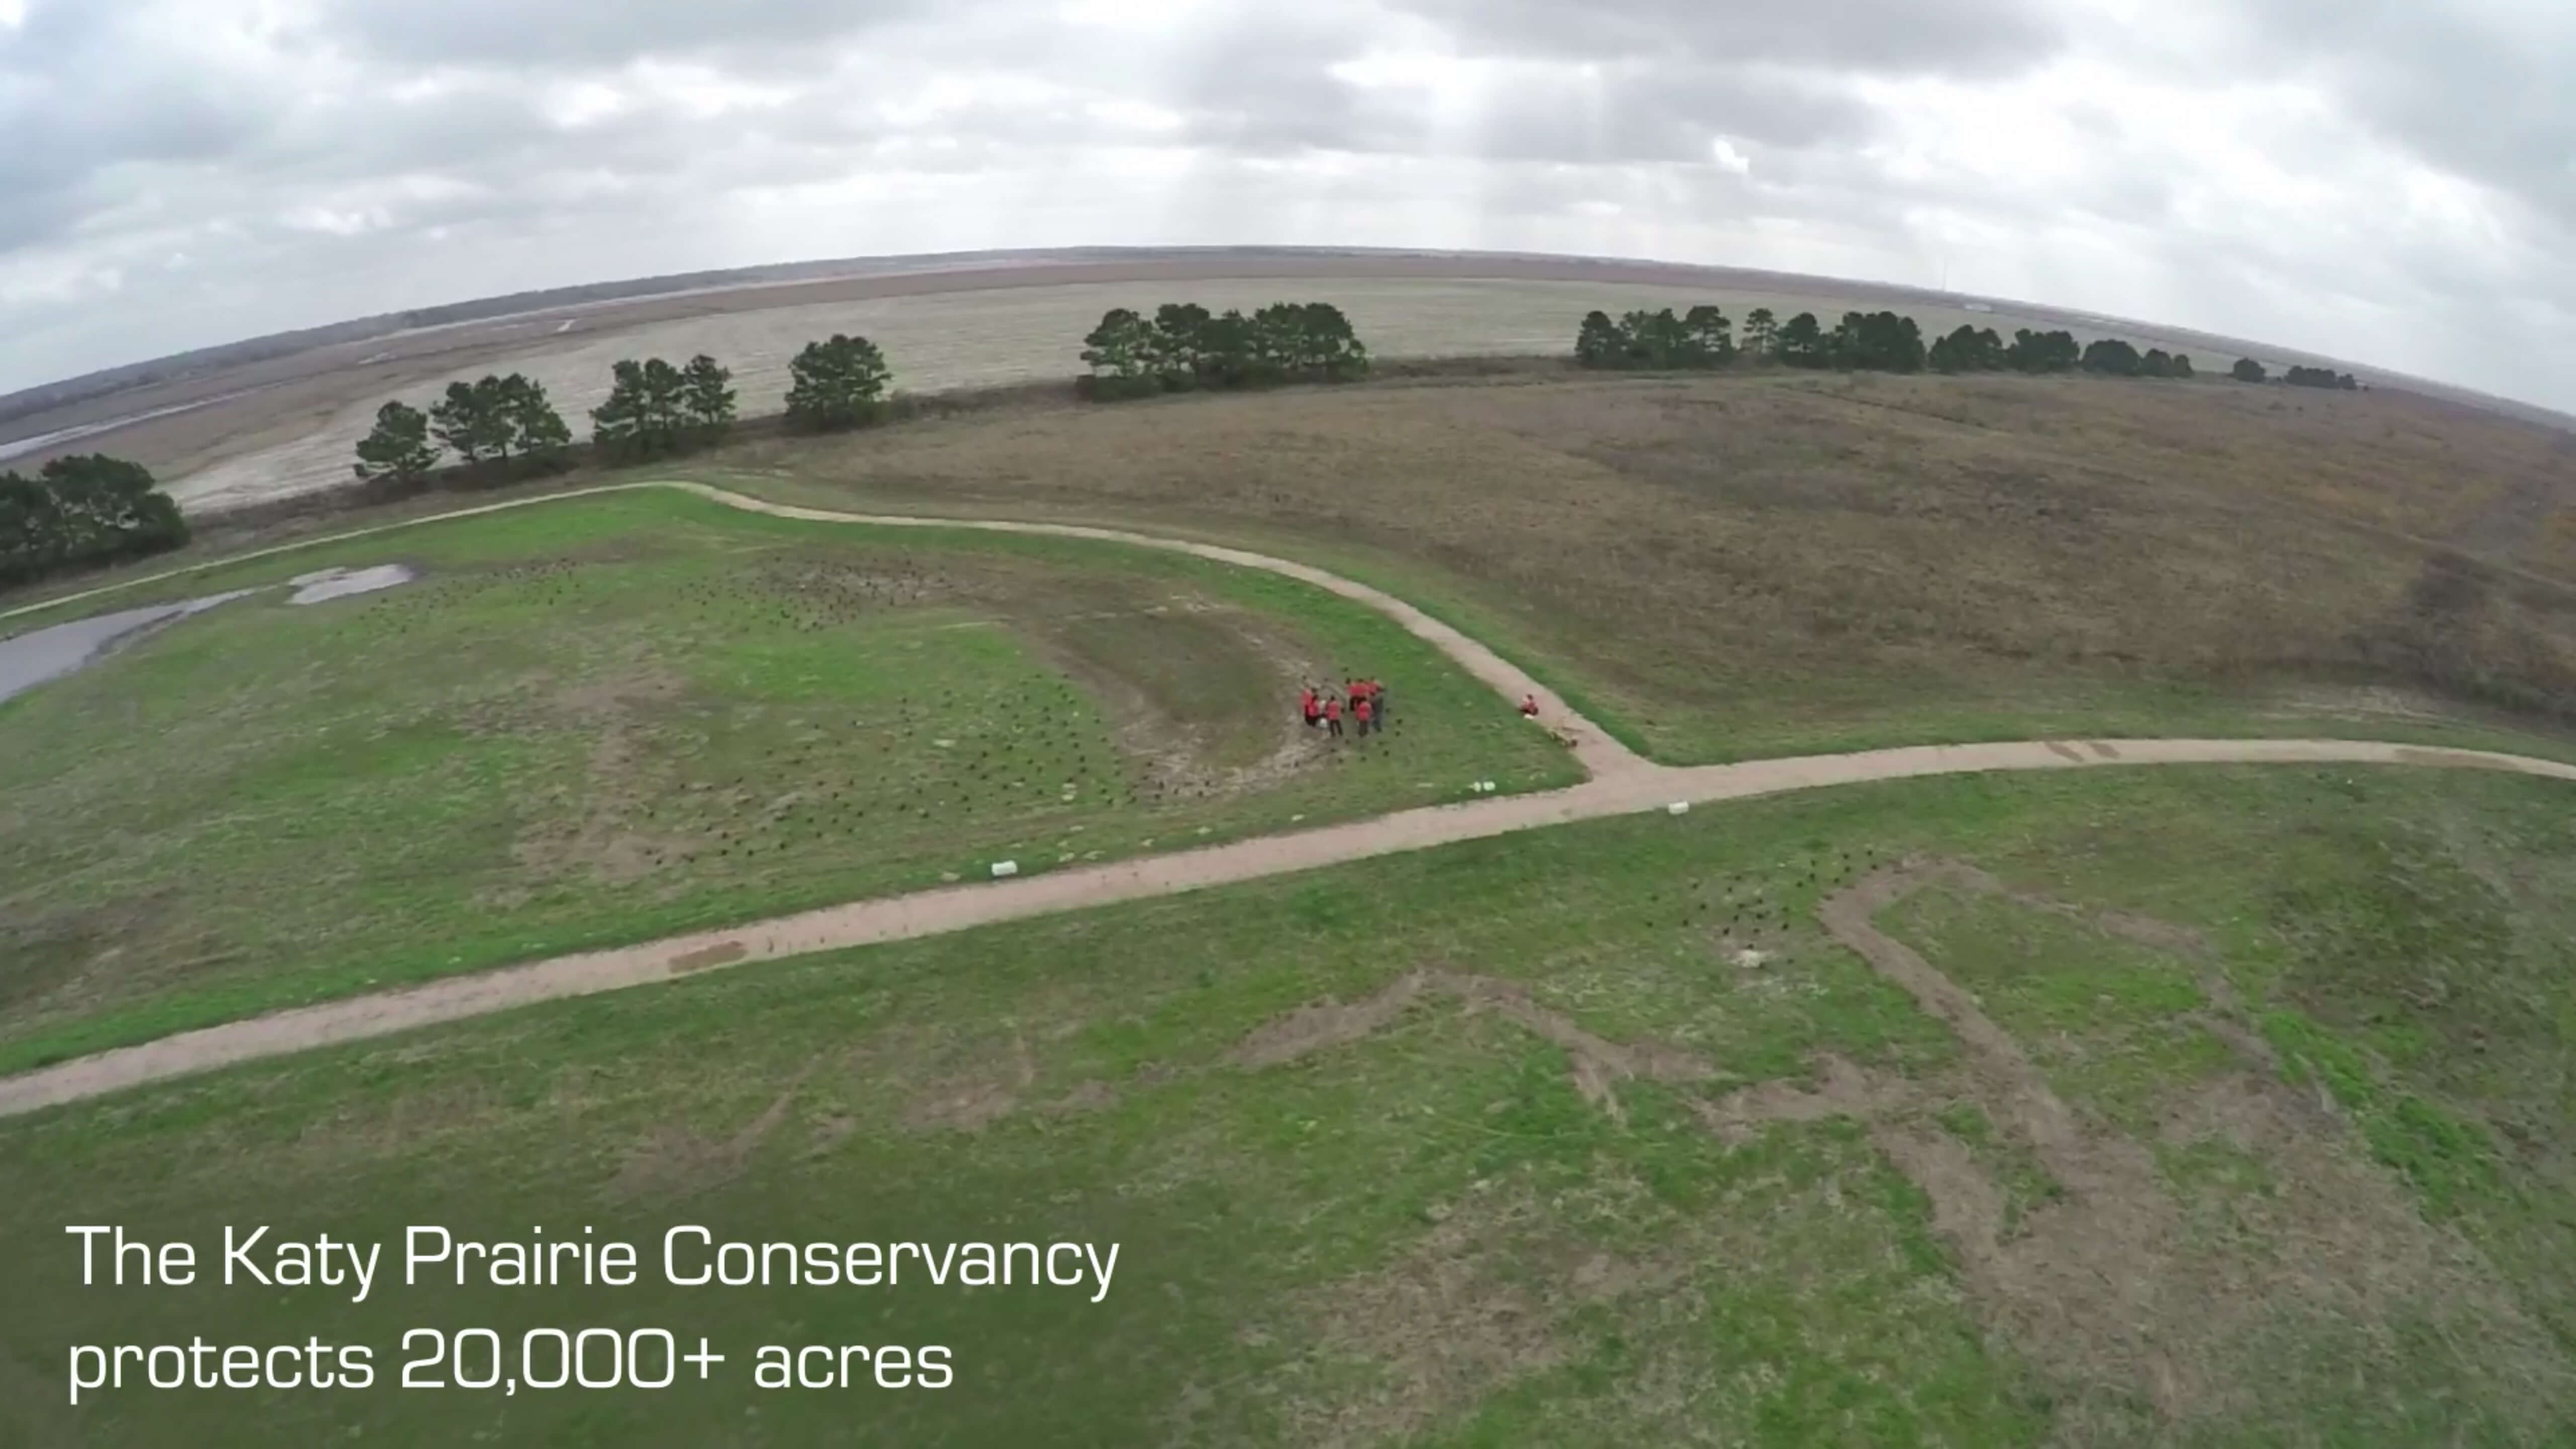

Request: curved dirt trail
left=5, top=739, right=2569, bottom=1118
left=5, top=482, right=2575, bottom=1116
left=660, top=481, right=1646, bottom=780
left=3, top=479, right=1641, bottom=779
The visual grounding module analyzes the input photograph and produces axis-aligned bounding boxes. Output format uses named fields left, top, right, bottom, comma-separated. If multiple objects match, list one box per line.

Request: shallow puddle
left=0, top=592, right=256, bottom=705
left=289, top=564, right=417, bottom=604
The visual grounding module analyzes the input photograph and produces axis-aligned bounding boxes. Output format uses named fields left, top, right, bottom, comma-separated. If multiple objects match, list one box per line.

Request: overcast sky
left=2, top=0, right=2569, bottom=410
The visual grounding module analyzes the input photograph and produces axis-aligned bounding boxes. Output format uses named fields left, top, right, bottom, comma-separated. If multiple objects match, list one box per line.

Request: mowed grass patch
left=0, top=488, right=1575, bottom=1072
left=5, top=766, right=2573, bottom=1445
left=720, top=370, right=2576, bottom=764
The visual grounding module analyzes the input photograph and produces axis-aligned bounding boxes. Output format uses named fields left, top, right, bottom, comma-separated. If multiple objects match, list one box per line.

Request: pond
left=288, top=565, right=417, bottom=604
left=0, top=592, right=256, bottom=706
left=1, top=562, right=421, bottom=706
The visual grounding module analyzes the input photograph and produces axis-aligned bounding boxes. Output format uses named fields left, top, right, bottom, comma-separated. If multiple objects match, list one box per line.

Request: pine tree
left=352, top=400, right=441, bottom=482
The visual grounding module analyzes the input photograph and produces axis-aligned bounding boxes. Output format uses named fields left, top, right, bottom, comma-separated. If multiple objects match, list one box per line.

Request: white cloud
left=0, top=0, right=2567, bottom=413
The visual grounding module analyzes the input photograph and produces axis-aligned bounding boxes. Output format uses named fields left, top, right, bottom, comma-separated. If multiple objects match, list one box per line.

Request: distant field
left=167, top=275, right=2175, bottom=511
left=1, top=247, right=2385, bottom=514
left=0, top=488, right=1576, bottom=1072
left=716, top=368, right=2576, bottom=764
left=8, top=765, right=2570, bottom=1444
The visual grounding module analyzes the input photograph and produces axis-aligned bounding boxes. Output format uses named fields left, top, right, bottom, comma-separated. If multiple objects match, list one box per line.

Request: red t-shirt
left=1325, top=699, right=1342, bottom=719
left=1355, top=699, right=1373, bottom=720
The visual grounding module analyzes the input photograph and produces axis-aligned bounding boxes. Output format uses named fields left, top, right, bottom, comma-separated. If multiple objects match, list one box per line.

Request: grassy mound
left=0, top=489, right=1575, bottom=1071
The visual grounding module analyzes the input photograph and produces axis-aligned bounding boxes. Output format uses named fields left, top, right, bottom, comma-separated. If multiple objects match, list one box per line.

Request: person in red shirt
left=1353, top=693, right=1374, bottom=737
left=1324, top=695, right=1344, bottom=738
left=1519, top=694, right=1540, bottom=717
left=1301, top=686, right=1320, bottom=728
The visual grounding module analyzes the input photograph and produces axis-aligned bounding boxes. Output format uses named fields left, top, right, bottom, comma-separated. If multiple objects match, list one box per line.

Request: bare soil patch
left=1273, top=1188, right=1570, bottom=1449
left=1225, top=856, right=2576, bottom=1438
left=896, top=1030, right=1039, bottom=1135
left=1229, top=968, right=1710, bottom=1124
left=611, top=1056, right=824, bottom=1201
left=1816, top=860, right=2567, bottom=1438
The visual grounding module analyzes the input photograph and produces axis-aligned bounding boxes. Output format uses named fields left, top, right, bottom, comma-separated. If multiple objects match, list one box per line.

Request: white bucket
left=991, top=860, right=1020, bottom=879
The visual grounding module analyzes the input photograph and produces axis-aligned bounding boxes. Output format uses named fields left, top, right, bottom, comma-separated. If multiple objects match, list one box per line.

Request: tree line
left=348, top=300, right=1366, bottom=486
left=2271, top=362, right=2360, bottom=391
left=1573, top=306, right=2215, bottom=380
left=0, top=454, right=190, bottom=590
left=1079, top=302, right=1369, bottom=399
left=351, top=335, right=896, bottom=486
left=1569, top=306, right=2390, bottom=394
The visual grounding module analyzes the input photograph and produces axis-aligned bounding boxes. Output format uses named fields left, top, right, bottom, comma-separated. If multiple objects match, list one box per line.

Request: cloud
left=0, top=2, right=276, bottom=250
left=0, top=0, right=2568, bottom=417
left=306, top=0, right=932, bottom=70
left=2221, top=1, right=2575, bottom=230
left=1385, top=0, right=2069, bottom=77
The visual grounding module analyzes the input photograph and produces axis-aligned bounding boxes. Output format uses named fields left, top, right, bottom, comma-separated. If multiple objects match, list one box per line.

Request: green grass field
left=0, top=488, right=1576, bottom=1073
left=6, top=765, right=2571, bottom=1446
left=8, top=370, right=2576, bottom=1446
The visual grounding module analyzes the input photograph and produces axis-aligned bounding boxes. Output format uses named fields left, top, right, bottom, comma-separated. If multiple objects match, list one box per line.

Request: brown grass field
left=19, top=358, right=2574, bottom=767
left=689, top=366, right=2576, bottom=763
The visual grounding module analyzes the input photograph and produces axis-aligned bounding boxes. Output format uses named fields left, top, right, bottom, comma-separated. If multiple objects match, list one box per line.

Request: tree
left=2139, top=348, right=2175, bottom=378
left=352, top=400, right=441, bottom=483
left=1244, top=304, right=1300, bottom=382
left=1575, top=310, right=1623, bottom=367
left=0, top=454, right=188, bottom=587
left=1617, top=308, right=1694, bottom=368
left=1196, top=308, right=1256, bottom=388
left=785, top=334, right=893, bottom=430
left=2169, top=353, right=2195, bottom=379
left=2284, top=365, right=2358, bottom=391
left=2230, top=357, right=2268, bottom=383
left=1834, top=311, right=1925, bottom=372
left=1742, top=307, right=1778, bottom=360
left=0, top=470, right=56, bottom=585
left=1083, top=300, right=1365, bottom=400
left=1775, top=311, right=1827, bottom=368
left=1081, top=308, right=1158, bottom=397
left=680, top=355, right=737, bottom=444
left=429, top=377, right=513, bottom=465
left=1298, top=302, right=1370, bottom=381
left=499, top=375, right=572, bottom=468
left=2080, top=338, right=2143, bottom=377
left=1682, top=305, right=1735, bottom=364
left=1929, top=324, right=2006, bottom=374
left=592, top=359, right=689, bottom=461
left=2005, top=329, right=2080, bottom=373
left=1148, top=303, right=1213, bottom=389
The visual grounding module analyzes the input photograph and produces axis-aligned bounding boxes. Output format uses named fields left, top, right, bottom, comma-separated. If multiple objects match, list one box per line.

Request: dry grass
left=162, top=277, right=2019, bottom=510
left=24, top=260, right=2312, bottom=512
left=728, top=369, right=2576, bottom=760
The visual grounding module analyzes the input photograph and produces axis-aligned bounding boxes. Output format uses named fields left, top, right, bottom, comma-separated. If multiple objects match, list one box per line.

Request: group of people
left=1302, top=678, right=1391, bottom=738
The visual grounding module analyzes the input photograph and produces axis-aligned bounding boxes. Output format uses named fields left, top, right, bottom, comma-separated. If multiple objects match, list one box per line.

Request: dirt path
left=662, top=482, right=1646, bottom=780
left=2, top=479, right=1643, bottom=779
left=4, top=484, right=2574, bottom=1116
left=5, top=738, right=2569, bottom=1118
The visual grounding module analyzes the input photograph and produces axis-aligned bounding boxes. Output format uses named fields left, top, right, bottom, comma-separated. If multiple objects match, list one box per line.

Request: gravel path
left=5, top=484, right=2571, bottom=1117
